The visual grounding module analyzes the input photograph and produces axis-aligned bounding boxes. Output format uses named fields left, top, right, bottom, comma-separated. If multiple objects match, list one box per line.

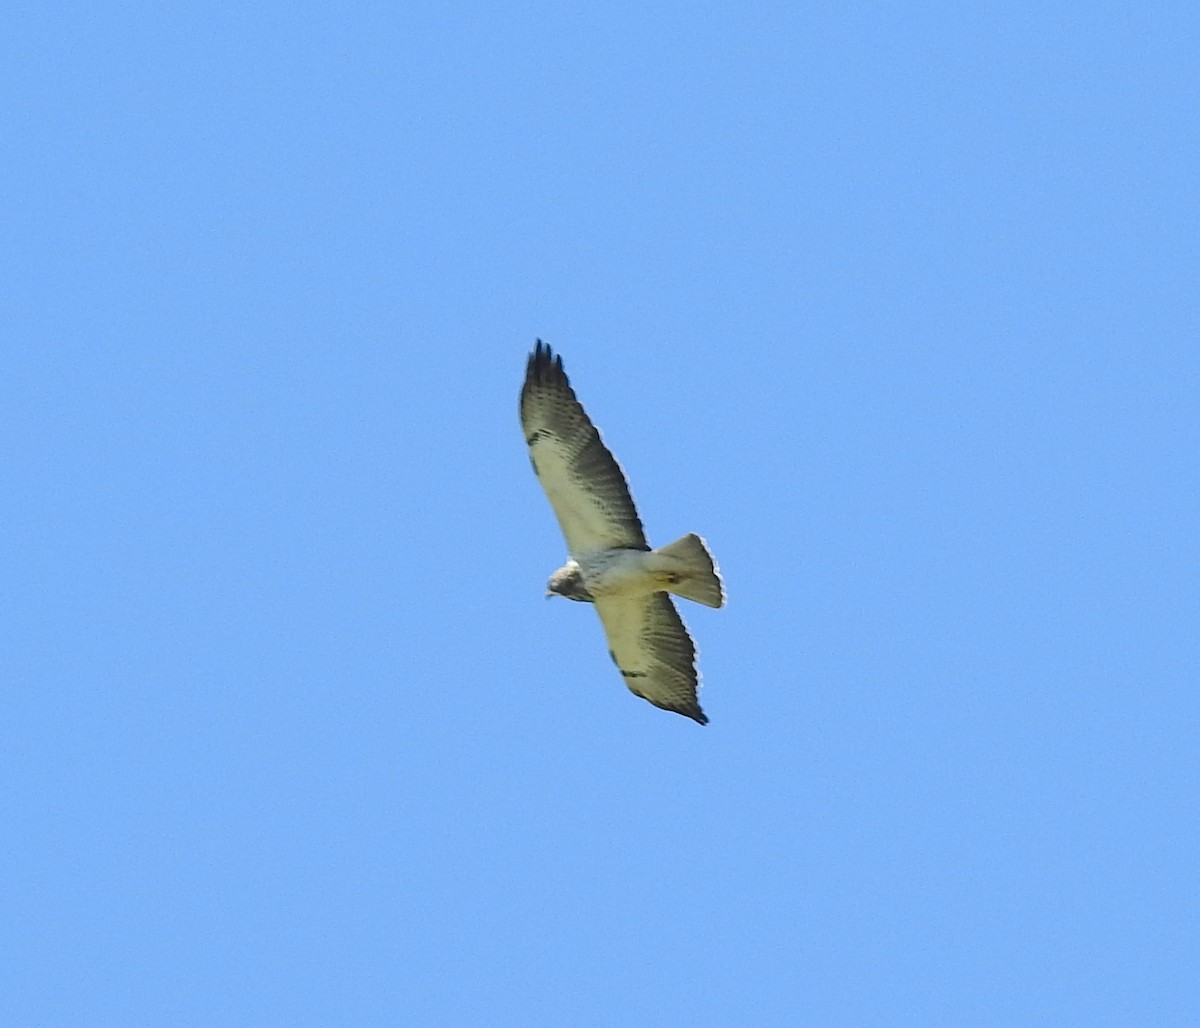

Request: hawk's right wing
left=594, top=591, right=707, bottom=725
left=520, top=341, right=648, bottom=558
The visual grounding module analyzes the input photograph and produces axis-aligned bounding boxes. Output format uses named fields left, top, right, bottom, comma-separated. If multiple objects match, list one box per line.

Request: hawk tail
left=653, top=533, right=725, bottom=609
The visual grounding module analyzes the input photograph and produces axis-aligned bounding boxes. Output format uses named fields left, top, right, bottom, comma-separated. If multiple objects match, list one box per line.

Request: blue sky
left=4, top=2, right=1197, bottom=1024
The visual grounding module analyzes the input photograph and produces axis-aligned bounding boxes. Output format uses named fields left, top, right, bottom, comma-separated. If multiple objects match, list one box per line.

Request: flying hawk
left=520, top=340, right=724, bottom=724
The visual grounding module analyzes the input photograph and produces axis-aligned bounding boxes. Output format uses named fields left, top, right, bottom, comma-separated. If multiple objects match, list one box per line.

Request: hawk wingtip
left=672, top=704, right=709, bottom=725
left=526, top=339, right=564, bottom=381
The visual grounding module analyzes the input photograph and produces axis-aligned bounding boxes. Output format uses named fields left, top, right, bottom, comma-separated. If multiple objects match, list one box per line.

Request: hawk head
left=546, top=561, right=594, bottom=603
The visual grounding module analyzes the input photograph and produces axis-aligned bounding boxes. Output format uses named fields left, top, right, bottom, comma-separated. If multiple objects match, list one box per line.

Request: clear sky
left=4, top=2, right=1197, bottom=1025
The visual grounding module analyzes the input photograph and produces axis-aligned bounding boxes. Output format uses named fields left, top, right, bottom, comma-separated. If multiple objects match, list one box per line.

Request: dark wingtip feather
left=526, top=339, right=566, bottom=387
left=659, top=701, right=708, bottom=725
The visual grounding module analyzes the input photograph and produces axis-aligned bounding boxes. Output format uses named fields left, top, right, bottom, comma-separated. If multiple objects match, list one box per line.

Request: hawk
left=520, top=340, right=725, bottom=724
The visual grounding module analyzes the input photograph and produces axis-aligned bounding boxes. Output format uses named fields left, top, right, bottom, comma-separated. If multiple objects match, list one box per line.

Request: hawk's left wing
left=594, top=592, right=708, bottom=725
left=520, top=341, right=648, bottom=558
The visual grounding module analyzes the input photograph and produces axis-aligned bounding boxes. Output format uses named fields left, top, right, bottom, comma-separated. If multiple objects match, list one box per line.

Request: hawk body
left=520, top=341, right=724, bottom=724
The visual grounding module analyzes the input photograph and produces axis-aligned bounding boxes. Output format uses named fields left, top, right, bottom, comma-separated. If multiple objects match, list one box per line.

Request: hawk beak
left=545, top=590, right=554, bottom=599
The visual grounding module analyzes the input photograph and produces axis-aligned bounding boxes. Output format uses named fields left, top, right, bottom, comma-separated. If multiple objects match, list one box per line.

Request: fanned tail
left=653, top=533, right=725, bottom=608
